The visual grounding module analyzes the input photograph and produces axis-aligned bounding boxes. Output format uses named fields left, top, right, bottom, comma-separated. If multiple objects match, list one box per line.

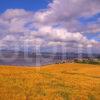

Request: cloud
left=34, top=0, right=100, bottom=32
left=0, top=0, right=100, bottom=53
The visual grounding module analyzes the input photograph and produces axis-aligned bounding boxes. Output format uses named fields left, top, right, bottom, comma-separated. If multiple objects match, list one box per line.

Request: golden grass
left=0, top=63, right=100, bottom=100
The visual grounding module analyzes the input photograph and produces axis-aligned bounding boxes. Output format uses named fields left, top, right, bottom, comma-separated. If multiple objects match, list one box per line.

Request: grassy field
left=0, top=63, right=100, bottom=100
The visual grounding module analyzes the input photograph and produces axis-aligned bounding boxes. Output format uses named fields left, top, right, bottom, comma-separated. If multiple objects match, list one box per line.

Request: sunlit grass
left=0, top=63, right=100, bottom=100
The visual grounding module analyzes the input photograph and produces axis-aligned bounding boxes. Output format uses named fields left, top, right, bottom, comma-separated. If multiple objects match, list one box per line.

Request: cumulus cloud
left=0, top=0, right=100, bottom=53
left=34, top=0, right=100, bottom=32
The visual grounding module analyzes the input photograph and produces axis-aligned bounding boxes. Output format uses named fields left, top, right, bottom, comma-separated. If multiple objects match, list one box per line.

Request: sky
left=0, top=0, right=100, bottom=53
left=0, top=0, right=51, bottom=13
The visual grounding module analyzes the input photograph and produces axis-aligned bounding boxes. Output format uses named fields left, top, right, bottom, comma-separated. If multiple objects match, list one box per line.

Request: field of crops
left=0, top=63, right=100, bottom=100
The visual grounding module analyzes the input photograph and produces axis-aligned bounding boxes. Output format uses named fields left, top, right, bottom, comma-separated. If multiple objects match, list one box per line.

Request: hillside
left=0, top=63, right=100, bottom=100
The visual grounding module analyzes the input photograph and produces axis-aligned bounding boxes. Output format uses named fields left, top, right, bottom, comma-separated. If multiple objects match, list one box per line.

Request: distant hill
left=0, top=50, right=100, bottom=66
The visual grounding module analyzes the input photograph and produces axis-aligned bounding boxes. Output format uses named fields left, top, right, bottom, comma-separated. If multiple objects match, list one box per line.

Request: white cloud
left=0, top=0, right=100, bottom=53
left=34, top=0, right=100, bottom=32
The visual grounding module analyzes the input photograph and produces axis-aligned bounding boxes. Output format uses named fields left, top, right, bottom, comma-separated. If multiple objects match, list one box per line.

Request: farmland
left=0, top=63, right=100, bottom=100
